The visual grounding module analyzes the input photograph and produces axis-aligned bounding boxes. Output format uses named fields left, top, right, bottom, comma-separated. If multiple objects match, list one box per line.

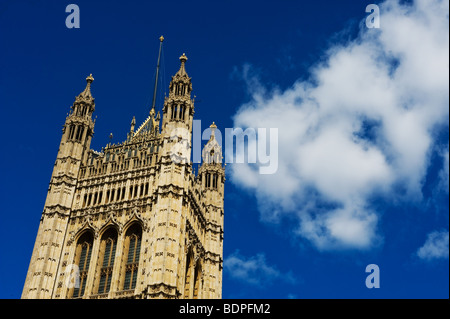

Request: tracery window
left=72, top=231, right=93, bottom=298
left=96, top=228, right=118, bottom=294
left=122, top=224, right=142, bottom=290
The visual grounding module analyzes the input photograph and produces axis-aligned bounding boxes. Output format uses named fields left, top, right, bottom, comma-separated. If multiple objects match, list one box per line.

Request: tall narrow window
left=122, top=224, right=142, bottom=290
left=68, top=125, right=75, bottom=140
left=72, top=231, right=93, bottom=298
left=193, top=262, right=202, bottom=299
left=76, top=127, right=84, bottom=141
left=97, top=229, right=118, bottom=294
left=184, top=251, right=193, bottom=299
left=171, top=105, right=177, bottom=119
left=75, top=126, right=80, bottom=140
left=116, top=188, right=121, bottom=201
left=179, top=105, right=184, bottom=120
left=206, top=173, right=211, bottom=188
left=212, top=174, right=217, bottom=189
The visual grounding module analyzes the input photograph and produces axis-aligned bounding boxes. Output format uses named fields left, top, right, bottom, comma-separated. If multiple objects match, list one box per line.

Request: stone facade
left=22, top=54, right=225, bottom=299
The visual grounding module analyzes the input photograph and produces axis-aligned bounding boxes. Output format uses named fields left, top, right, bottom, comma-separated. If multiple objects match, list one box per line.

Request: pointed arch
left=124, top=208, right=145, bottom=232
left=99, top=213, right=122, bottom=236
left=68, top=219, right=97, bottom=246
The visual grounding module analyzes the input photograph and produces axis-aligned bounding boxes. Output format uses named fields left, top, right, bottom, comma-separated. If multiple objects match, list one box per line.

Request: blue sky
left=0, top=0, right=448, bottom=299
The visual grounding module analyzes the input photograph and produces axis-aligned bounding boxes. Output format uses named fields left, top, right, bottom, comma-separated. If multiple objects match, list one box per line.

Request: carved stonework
left=22, top=53, right=224, bottom=300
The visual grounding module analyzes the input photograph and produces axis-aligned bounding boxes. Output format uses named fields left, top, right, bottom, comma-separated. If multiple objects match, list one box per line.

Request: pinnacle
left=176, top=53, right=188, bottom=77
left=78, top=73, right=94, bottom=100
left=86, top=73, right=94, bottom=83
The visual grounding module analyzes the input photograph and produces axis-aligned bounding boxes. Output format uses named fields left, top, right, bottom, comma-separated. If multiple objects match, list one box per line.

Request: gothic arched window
left=171, top=104, right=177, bottom=119
left=72, top=231, right=93, bottom=298
left=212, top=174, right=218, bottom=189
left=121, top=223, right=142, bottom=290
left=206, top=173, right=211, bottom=188
left=68, top=125, right=75, bottom=140
left=184, top=250, right=193, bottom=299
left=96, top=228, right=118, bottom=294
left=179, top=105, right=182, bottom=119
left=184, top=249, right=202, bottom=299
left=193, top=261, right=202, bottom=299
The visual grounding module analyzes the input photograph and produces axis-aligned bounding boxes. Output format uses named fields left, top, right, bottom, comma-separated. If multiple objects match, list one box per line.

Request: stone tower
left=22, top=54, right=225, bottom=299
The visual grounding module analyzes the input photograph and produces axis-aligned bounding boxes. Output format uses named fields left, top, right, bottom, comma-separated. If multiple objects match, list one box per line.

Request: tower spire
left=176, top=53, right=188, bottom=76
left=151, top=35, right=164, bottom=114
left=77, top=74, right=94, bottom=100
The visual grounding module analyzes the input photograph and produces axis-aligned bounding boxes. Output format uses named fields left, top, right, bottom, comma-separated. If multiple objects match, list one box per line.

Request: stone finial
left=86, top=73, right=94, bottom=83
left=179, top=53, right=187, bottom=63
left=210, top=122, right=217, bottom=138
left=176, top=53, right=188, bottom=76
left=77, top=74, right=94, bottom=100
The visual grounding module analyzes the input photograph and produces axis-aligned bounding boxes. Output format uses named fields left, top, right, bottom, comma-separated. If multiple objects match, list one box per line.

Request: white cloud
left=295, top=201, right=381, bottom=251
left=224, top=250, right=296, bottom=287
left=229, top=0, right=449, bottom=250
left=417, top=230, right=449, bottom=260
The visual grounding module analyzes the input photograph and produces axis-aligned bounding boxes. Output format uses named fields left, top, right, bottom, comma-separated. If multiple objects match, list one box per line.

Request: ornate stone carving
left=23, top=52, right=225, bottom=300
